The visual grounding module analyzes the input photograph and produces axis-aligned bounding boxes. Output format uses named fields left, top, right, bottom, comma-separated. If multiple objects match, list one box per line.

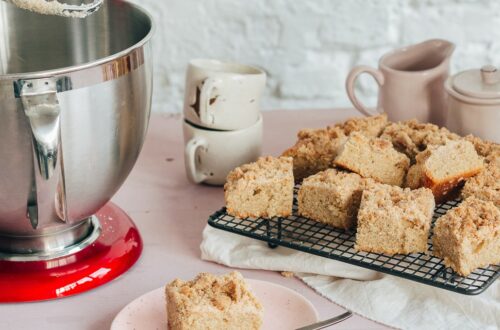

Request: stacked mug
left=183, top=59, right=266, bottom=185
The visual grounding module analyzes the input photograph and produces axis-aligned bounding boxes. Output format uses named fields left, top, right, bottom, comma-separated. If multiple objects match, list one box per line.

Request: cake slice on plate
left=166, top=271, right=263, bottom=330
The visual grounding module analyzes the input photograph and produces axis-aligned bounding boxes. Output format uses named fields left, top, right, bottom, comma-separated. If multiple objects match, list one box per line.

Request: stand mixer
left=0, top=0, right=153, bottom=301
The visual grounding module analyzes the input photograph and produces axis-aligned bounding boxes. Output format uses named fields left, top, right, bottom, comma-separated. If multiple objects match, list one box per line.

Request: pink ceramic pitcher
left=346, top=39, right=455, bottom=125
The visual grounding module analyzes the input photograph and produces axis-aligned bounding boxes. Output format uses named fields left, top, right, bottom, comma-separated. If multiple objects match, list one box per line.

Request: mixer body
left=0, top=0, right=153, bottom=257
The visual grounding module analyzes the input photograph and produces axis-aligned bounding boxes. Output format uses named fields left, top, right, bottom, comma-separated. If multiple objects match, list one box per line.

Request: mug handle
left=345, top=65, right=385, bottom=116
left=185, top=137, right=208, bottom=184
left=199, top=78, right=221, bottom=126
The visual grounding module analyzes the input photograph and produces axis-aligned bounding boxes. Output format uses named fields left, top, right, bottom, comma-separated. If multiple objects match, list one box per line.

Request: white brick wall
left=128, top=0, right=500, bottom=113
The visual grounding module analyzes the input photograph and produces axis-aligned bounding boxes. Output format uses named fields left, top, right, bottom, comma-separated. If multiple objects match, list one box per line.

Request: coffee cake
left=281, top=126, right=346, bottom=181
left=380, top=119, right=460, bottom=162
left=355, top=184, right=435, bottom=255
left=405, top=140, right=484, bottom=201
left=462, top=163, right=500, bottom=208
left=334, top=132, right=410, bottom=186
left=225, top=156, right=294, bottom=218
left=298, top=168, right=373, bottom=229
left=334, top=113, right=388, bottom=137
left=166, top=271, right=263, bottom=330
left=432, top=197, right=500, bottom=276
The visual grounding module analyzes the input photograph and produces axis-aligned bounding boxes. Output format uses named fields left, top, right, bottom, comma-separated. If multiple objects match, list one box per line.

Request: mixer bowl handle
left=15, top=78, right=68, bottom=229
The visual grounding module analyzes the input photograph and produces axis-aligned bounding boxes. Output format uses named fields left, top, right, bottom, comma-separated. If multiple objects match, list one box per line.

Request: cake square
left=297, top=168, right=372, bottom=229
left=464, top=134, right=500, bottom=158
left=281, top=114, right=387, bottom=182
left=462, top=163, right=500, bottom=208
left=432, top=197, right=500, bottom=276
left=334, top=113, right=388, bottom=137
left=405, top=140, right=484, bottom=201
left=464, top=134, right=500, bottom=167
left=380, top=119, right=460, bottom=162
left=355, top=184, right=435, bottom=255
left=334, top=132, right=410, bottom=186
left=281, top=126, right=346, bottom=182
left=165, top=271, right=263, bottom=330
left=224, top=156, right=294, bottom=218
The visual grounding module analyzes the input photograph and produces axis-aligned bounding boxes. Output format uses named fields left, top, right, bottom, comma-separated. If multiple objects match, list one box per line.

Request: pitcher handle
left=16, top=78, right=68, bottom=229
left=345, top=65, right=385, bottom=116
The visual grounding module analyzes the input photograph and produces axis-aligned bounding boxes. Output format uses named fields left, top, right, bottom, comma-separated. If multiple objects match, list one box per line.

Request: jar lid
left=452, top=65, right=500, bottom=99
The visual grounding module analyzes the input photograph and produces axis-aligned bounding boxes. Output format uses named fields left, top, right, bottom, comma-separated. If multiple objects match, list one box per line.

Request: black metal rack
left=208, top=188, right=499, bottom=295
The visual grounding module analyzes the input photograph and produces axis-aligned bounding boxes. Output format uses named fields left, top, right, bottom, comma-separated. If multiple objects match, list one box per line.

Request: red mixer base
left=0, top=202, right=142, bottom=302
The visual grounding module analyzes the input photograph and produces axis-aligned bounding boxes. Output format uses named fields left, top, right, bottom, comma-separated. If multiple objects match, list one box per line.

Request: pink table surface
left=1, top=109, right=389, bottom=330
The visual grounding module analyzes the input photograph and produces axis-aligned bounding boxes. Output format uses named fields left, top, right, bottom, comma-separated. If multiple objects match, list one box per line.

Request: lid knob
left=481, top=65, right=499, bottom=85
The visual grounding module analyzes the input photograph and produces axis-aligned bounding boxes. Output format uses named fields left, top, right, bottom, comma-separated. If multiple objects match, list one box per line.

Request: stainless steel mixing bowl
left=0, top=0, right=153, bottom=258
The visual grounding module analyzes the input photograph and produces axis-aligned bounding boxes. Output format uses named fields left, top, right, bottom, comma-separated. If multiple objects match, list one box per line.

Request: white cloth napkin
left=200, top=225, right=500, bottom=330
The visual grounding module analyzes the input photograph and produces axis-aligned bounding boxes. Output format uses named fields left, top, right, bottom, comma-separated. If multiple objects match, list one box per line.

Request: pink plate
left=111, top=279, right=319, bottom=330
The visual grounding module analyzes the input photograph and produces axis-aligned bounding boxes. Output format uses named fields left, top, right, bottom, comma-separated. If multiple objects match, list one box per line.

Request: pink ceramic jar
left=445, top=65, right=500, bottom=143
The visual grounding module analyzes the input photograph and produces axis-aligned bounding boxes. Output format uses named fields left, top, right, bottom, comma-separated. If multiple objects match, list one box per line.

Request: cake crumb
left=280, top=271, right=295, bottom=278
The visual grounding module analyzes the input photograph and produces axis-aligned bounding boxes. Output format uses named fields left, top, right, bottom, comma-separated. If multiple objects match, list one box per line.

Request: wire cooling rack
left=208, top=187, right=499, bottom=295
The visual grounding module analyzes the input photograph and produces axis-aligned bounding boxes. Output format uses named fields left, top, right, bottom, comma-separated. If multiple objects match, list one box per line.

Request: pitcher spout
left=381, top=38, right=455, bottom=73
left=422, top=38, right=455, bottom=65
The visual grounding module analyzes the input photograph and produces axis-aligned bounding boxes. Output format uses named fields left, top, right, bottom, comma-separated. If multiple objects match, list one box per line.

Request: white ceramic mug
left=183, top=59, right=266, bottom=130
left=183, top=116, right=263, bottom=185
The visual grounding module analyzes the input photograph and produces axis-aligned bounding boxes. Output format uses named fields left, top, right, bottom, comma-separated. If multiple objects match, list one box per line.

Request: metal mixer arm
left=15, top=78, right=68, bottom=229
